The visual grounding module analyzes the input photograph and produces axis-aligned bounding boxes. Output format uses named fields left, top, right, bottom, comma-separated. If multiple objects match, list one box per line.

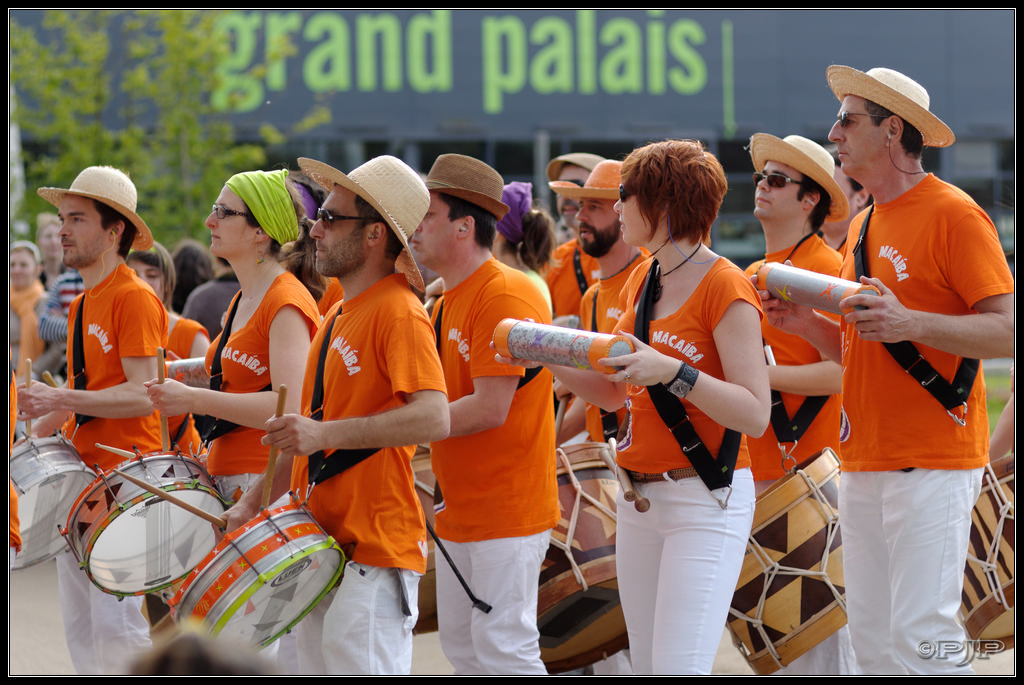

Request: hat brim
left=548, top=181, right=619, bottom=201
left=298, top=157, right=425, bottom=292
left=826, top=65, right=955, bottom=148
left=37, top=187, right=154, bottom=250
left=750, top=134, right=849, bottom=222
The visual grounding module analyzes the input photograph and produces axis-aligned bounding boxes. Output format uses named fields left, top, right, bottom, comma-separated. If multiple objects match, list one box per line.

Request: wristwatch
left=665, top=360, right=699, bottom=399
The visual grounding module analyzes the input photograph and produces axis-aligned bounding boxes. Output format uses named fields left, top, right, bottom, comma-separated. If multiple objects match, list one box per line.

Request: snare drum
left=62, top=451, right=226, bottom=596
left=169, top=494, right=345, bottom=648
left=727, top=448, right=847, bottom=675
left=961, top=453, right=1014, bottom=648
left=9, top=436, right=95, bottom=570
left=538, top=442, right=628, bottom=674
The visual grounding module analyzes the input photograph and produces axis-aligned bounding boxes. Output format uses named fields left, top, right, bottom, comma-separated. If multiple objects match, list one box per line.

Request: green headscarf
left=225, top=169, right=299, bottom=245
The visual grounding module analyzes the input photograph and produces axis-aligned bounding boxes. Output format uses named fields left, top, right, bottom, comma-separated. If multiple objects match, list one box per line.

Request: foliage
left=10, top=10, right=268, bottom=247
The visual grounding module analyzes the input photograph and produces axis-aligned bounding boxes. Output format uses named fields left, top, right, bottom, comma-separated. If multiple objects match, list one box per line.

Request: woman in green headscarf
left=147, top=169, right=324, bottom=506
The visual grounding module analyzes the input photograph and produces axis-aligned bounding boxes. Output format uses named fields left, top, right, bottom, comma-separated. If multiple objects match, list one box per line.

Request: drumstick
left=95, top=442, right=139, bottom=461
left=260, top=385, right=288, bottom=510
left=112, top=466, right=227, bottom=529
left=601, top=438, right=650, bottom=513
left=158, top=348, right=170, bottom=452
left=42, top=371, right=59, bottom=388
left=21, top=359, right=33, bottom=436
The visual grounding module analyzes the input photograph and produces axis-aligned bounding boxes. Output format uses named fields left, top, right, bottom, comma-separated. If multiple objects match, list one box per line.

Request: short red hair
left=620, top=139, right=728, bottom=245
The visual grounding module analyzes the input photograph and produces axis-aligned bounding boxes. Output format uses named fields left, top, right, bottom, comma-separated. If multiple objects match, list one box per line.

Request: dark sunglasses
left=618, top=184, right=633, bottom=202
left=752, top=171, right=800, bottom=189
left=212, top=203, right=247, bottom=220
left=316, top=207, right=364, bottom=226
left=837, top=111, right=886, bottom=128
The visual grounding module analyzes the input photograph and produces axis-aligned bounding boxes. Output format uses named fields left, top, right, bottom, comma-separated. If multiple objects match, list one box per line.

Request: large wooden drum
left=727, top=448, right=847, bottom=674
left=537, top=442, right=628, bottom=673
left=961, top=453, right=1014, bottom=649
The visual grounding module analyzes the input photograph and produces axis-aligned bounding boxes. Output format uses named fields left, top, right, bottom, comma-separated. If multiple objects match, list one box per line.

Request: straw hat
left=423, top=154, right=509, bottom=220
left=548, top=160, right=622, bottom=201
left=749, top=133, right=849, bottom=222
left=826, top=65, right=955, bottom=148
left=545, top=152, right=605, bottom=182
left=37, top=166, right=153, bottom=250
left=298, top=155, right=430, bottom=291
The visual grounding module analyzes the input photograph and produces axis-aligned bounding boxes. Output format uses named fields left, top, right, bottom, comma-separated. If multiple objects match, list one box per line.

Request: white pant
left=55, top=550, right=152, bottom=674
left=435, top=531, right=551, bottom=675
left=615, top=469, right=755, bottom=675
left=839, top=468, right=982, bottom=674
left=294, top=561, right=420, bottom=675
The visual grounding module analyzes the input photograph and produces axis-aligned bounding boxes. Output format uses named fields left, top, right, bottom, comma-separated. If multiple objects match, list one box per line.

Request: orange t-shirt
left=205, top=272, right=320, bottom=476
left=290, top=274, right=446, bottom=572
left=430, top=258, right=559, bottom=543
left=545, top=239, right=601, bottom=320
left=317, top=277, right=344, bottom=317
left=165, top=316, right=208, bottom=456
left=579, top=254, right=645, bottom=443
left=744, top=235, right=844, bottom=481
left=63, top=263, right=169, bottom=472
left=838, top=175, right=1014, bottom=472
left=614, top=257, right=762, bottom=475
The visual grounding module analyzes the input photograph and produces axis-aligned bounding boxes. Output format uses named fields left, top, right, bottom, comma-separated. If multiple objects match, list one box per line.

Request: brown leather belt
left=626, top=466, right=699, bottom=483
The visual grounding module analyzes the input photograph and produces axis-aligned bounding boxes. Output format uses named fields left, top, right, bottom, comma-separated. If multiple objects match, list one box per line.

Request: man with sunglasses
left=543, top=152, right=605, bottom=327
left=245, top=155, right=449, bottom=674
left=744, top=134, right=857, bottom=674
left=760, top=66, right=1014, bottom=674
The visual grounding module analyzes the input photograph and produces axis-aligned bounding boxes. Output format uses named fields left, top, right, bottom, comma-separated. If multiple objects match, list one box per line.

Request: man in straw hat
left=744, top=133, right=857, bottom=674
left=760, top=66, right=1014, bottom=674
left=231, top=155, right=449, bottom=674
left=18, top=165, right=166, bottom=674
left=550, top=160, right=644, bottom=448
left=409, top=154, right=559, bottom=675
left=544, top=152, right=605, bottom=326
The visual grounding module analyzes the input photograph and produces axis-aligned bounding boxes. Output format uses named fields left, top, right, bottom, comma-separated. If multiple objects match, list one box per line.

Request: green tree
left=10, top=9, right=267, bottom=247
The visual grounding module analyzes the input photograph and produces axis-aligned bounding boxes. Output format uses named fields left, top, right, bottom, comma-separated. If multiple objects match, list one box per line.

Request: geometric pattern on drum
left=730, top=476, right=844, bottom=652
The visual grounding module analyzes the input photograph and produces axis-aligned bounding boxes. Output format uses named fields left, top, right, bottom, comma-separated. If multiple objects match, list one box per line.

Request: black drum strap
left=769, top=390, right=828, bottom=444
left=71, top=299, right=94, bottom=426
left=635, top=260, right=739, bottom=492
left=590, top=287, right=620, bottom=441
left=572, top=246, right=589, bottom=295
left=307, top=306, right=380, bottom=486
left=852, top=206, right=978, bottom=420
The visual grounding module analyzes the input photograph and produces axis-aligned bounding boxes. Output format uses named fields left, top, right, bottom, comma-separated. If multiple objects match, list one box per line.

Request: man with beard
left=237, top=155, right=450, bottom=674
left=544, top=153, right=605, bottom=326
left=550, top=160, right=644, bottom=445
left=18, top=165, right=164, bottom=674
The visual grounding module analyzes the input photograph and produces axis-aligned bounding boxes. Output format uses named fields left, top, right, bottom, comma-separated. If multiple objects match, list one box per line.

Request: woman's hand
left=600, top=332, right=678, bottom=387
left=144, top=378, right=194, bottom=417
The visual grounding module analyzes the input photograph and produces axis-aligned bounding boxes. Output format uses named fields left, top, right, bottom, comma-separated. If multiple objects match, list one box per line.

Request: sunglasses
left=316, top=207, right=364, bottom=226
left=837, top=111, right=887, bottom=128
left=752, top=171, right=800, bottom=189
left=212, top=203, right=247, bottom=220
left=618, top=184, right=633, bottom=202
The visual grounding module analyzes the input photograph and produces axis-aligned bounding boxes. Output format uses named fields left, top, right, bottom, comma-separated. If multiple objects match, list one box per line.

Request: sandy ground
left=7, top=555, right=1013, bottom=676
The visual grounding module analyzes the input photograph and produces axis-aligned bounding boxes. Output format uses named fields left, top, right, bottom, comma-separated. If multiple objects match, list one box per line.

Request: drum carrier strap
left=590, top=288, right=620, bottom=442
left=852, top=206, right=977, bottom=425
left=71, top=298, right=95, bottom=426
left=307, top=306, right=381, bottom=486
left=193, top=294, right=273, bottom=443
left=572, top=246, right=589, bottom=296
left=634, top=259, right=740, bottom=495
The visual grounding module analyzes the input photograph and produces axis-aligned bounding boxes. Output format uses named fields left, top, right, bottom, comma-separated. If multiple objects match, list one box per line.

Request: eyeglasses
left=316, top=207, right=364, bottom=226
left=618, top=184, right=633, bottom=202
left=212, top=204, right=247, bottom=220
left=752, top=171, right=800, bottom=189
left=837, top=111, right=887, bottom=128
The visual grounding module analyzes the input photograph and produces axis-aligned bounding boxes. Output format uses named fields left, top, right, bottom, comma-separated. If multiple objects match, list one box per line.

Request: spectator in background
left=492, top=181, right=557, bottom=313
left=171, top=238, right=215, bottom=314
left=9, top=240, right=46, bottom=377
left=34, top=212, right=65, bottom=288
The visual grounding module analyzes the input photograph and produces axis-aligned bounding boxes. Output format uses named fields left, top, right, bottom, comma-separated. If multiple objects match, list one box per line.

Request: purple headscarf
left=495, top=181, right=532, bottom=244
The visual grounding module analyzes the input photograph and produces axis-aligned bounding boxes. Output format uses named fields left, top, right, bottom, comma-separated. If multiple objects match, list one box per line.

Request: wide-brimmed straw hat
left=549, top=160, right=622, bottom=201
left=298, top=155, right=430, bottom=291
left=37, top=166, right=153, bottom=250
left=749, top=133, right=849, bottom=222
left=545, top=152, right=605, bottom=182
left=423, top=154, right=509, bottom=220
left=826, top=65, right=955, bottom=148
